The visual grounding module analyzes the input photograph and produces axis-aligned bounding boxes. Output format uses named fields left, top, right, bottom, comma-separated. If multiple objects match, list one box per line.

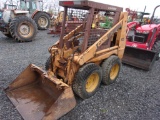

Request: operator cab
left=20, top=0, right=43, bottom=14
left=3, top=4, right=17, bottom=10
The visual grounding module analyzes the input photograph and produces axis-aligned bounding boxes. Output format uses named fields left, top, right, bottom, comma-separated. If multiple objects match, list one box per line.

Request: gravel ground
left=0, top=31, right=160, bottom=120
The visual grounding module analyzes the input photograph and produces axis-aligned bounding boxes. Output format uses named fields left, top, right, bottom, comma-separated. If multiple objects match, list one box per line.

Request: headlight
left=136, top=30, right=149, bottom=34
left=136, top=30, right=141, bottom=33
left=143, top=31, right=149, bottom=34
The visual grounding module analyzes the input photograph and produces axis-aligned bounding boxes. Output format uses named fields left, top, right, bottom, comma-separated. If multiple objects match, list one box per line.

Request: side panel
left=2, top=10, right=11, bottom=23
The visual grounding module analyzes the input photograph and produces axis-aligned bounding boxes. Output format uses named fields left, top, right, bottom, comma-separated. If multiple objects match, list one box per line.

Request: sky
left=0, top=0, right=160, bottom=17
left=92, top=0, right=160, bottom=17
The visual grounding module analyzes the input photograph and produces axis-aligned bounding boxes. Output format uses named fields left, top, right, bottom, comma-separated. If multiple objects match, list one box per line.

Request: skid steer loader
left=5, top=1, right=128, bottom=119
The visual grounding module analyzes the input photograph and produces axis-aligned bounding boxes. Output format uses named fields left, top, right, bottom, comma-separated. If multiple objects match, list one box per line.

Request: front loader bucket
left=5, top=64, right=76, bottom=120
left=122, top=46, right=157, bottom=70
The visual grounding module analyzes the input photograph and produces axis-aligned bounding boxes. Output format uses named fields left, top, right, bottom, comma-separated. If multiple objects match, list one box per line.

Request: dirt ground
left=0, top=31, right=160, bottom=120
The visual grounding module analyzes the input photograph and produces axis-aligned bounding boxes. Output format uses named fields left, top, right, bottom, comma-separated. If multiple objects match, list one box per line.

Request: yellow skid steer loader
left=5, top=1, right=128, bottom=120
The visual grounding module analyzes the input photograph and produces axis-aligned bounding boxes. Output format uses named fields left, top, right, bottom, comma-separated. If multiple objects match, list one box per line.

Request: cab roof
left=59, top=0, right=123, bottom=12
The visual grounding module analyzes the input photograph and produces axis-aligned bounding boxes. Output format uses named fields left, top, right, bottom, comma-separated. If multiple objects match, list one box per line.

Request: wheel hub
left=19, top=24, right=30, bottom=35
left=110, top=64, right=119, bottom=80
left=38, top=17, right=48, bottom=28
left=86, top=73, right=99, bottom=93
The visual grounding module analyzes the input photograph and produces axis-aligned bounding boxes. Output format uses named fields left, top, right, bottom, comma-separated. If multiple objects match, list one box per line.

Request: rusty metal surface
left=122, top=46, right=157, bottom=70
left=59, top=7, right=68, bottom=49
left=59, top=1, right=123, bottom=12
left=81, top=8, right=95, bottom=52
left=60, top=7, right=122, bottom=53
left=52, top=0, right=123, bottom=36
left=5, top=64, right=76, bottom=120
left=66, top=21, right=83, bottom=33
left=48, top=8, right=86, bottom=35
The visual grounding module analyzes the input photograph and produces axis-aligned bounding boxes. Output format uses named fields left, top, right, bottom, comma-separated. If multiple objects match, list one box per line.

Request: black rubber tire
left=72, top=63, right=102, bottom=99
left=152, top=40, right=160, bottom=60
left=4, top=34, right=12, bottom=38
left=3, top=32, right=12, bottom=38
left=45, top=56, right=51, bottom=70
left=9, top=16, right=37, bottom=42
left=101, top=55, right=121, bottom=85
left=33, top=12, right=50, bottom=30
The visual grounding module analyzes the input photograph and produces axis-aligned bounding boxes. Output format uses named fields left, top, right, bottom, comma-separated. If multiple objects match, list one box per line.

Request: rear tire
left=101, top=55, right=121, bottom=85
left=72, top=63, right=102, bottom=99
left=9, top=16, right=37, bottom=42
left=152, top=40, right=160, bottom=60
left=33, top=12, right=50, bottom=30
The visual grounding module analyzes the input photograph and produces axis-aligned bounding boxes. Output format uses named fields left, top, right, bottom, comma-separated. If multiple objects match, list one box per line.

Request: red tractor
left=123, top=5, right=160, bottom=70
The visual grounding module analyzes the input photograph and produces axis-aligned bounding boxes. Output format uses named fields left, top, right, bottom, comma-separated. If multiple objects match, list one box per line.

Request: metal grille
left=87, top=10, right=116, bottom=49
left=66, top=8, right=88, bottom=33
left=64, top=8, right=118, bottom=51
left=135, top=33, right=149, bottom=43
left=62, top=8, right=88, bottom=51
left=67, top=8, right=88, bottom=21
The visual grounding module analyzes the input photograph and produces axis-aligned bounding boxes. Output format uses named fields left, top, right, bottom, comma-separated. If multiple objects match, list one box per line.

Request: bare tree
left=43, top=0, right=60, bottom=16
left=0, top=0, right=18, bottom=9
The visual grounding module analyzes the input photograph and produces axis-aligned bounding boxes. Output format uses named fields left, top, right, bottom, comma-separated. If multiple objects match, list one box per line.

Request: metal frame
left=59, top=1, right=123, bottom=52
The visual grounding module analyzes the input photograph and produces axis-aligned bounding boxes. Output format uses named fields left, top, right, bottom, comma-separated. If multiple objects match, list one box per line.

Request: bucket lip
left=4, top=64, right=70, bottom=91
left=123, top=46, right=157, bottom=70
left=125, top=46, right=157, bottom=53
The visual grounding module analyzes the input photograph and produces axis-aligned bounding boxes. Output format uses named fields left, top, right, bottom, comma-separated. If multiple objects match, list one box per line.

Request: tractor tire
left=101, top=55, right=121, bottom=85
left=152, top=40, right=160, bottom=60
left=45, top=56, right=51, bottom=70
left=9, top=16, right=37, bottom=42
left=2, top=32, right=12, bottom=38
left=33, top=12, right=50, bottom=30
left=72, top=63, right=102, bottom=99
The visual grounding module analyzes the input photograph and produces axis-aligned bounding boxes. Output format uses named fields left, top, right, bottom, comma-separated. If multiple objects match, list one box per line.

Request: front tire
left=2, top=32, right=12, bottom=38
left=72, top=63, right=102, bottom=99
left=101, top=55, right=121, bottom=85
left=33, top=12, right=50, bottom=30
left=152, top=40, right=160, bottom=60
left=9, top=16, right=37, bottom=42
